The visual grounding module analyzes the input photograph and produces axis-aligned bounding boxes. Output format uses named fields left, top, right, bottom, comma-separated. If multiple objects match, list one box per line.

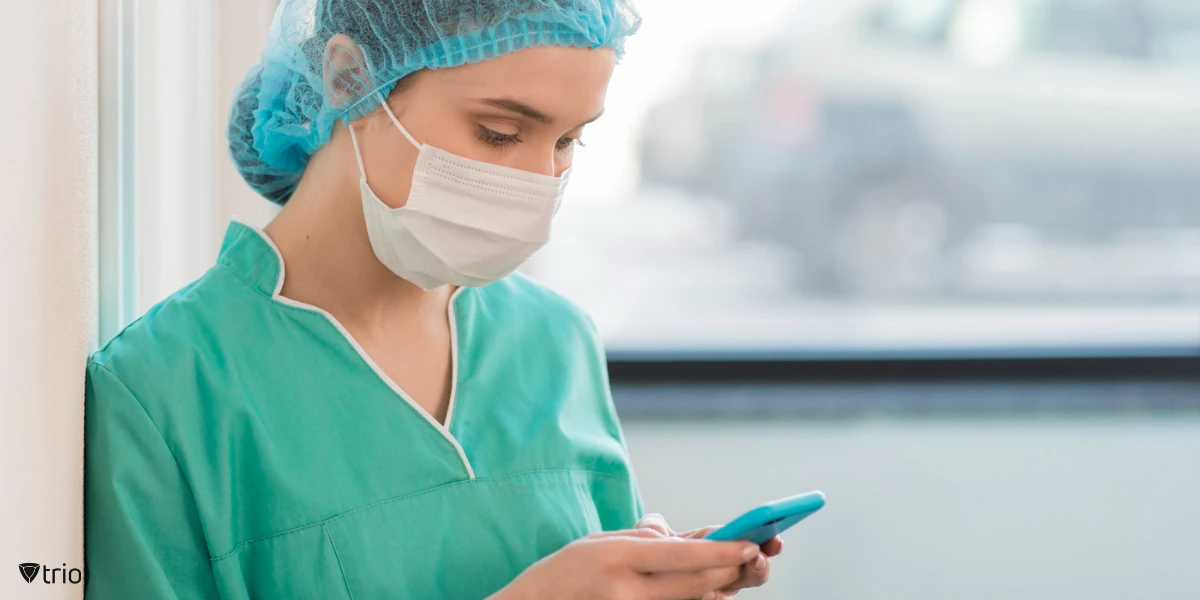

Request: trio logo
left=18, top=562, right=83, bottom=584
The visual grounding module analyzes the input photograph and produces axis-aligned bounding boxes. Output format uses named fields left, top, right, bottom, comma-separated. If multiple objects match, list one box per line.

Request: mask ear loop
left=347, top=123, right=369, bottom=182
left=378, top=94, right=422, bottom=150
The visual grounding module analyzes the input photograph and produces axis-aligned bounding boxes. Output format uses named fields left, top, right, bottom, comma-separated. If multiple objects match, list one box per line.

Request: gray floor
left=623, top=416, right=1200, bottom=600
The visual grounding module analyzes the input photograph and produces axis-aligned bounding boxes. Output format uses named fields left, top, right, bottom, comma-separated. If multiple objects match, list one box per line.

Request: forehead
left=425, top=46, right=616, bottom=122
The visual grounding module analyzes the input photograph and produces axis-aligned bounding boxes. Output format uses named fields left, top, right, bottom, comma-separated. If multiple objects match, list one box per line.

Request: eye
left=478, top=126, right=520, bottom=148
left=556, top=137, right=585, bottom=152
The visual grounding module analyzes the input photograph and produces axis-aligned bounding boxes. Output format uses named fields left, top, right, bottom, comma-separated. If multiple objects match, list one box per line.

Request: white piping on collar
left=228, top=215, right=475, bottom=480
left=230, top=216, right=287, bottom=298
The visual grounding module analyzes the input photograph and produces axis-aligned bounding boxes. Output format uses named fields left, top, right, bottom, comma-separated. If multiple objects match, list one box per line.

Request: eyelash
left=558, top=137, right=585, bottom=152
left=477, top=126, right=520, bottom=148
left=477, top=126, right=585, bottom=153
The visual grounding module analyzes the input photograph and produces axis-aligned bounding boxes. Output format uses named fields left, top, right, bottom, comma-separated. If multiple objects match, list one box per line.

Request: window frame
left=98, top=0, right=139, bottom=346
left=607, top=347, right=1200, bottom=416
left=607, top=346, right=1200, bottom=385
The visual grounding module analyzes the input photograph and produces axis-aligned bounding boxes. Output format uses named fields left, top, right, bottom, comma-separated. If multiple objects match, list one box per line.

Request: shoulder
left=480, top=271, right=601, bottom=339
left=88, top=264, right=261, bottom=404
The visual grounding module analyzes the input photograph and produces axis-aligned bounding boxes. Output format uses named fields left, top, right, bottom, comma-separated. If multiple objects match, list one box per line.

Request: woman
left=84, top=1, right=782, bottom=598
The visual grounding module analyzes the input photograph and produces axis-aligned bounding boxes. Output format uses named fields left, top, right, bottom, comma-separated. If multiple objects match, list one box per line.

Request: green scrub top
left=84, top=219, right=645, bottom=599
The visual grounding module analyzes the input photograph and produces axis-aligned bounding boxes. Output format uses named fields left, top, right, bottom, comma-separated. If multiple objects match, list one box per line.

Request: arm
left=84, top=361, right=222, bottom=599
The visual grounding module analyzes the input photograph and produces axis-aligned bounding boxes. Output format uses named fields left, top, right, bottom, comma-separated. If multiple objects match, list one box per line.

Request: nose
left=547, top=150, right=571, bottom=178
left=516, top=143, right=561, bottom=177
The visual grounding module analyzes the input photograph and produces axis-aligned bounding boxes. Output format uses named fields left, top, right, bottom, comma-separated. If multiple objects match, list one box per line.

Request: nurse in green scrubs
left=84, top=1, right=782, bottom=598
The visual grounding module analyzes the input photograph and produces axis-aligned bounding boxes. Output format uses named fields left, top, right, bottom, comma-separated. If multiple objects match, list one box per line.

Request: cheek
left=363, top=145, right=417, bottom=209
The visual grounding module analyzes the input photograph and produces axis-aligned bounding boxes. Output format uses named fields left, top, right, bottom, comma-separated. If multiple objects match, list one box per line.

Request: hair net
left=227, top=0, right=642, bottom=204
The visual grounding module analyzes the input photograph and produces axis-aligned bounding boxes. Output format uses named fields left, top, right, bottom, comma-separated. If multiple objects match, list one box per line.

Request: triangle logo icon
left=19, top=563, right=40, bottom=583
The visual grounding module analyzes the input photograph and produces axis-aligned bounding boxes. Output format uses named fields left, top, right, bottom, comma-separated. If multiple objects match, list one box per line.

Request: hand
left=490, top=529, right=761, bottom=600
left=633, top=513, right=784, bottom=599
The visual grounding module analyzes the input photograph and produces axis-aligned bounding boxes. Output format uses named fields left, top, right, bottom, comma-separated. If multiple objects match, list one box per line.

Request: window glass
left=527, top=0, right=1200, bottom=352
left=1021, top=0, right=1147, bottom=59
left=1147, top=0, right=1200, bottom=66
left=867, top=0, right=959, bottom=45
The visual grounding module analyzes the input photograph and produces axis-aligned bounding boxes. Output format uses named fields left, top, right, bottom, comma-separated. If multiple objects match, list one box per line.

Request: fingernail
left=742, top=545, right=759, bottom=561
left=701, top=593, right=716, bottom=600
left=754, top=554, right=767, bottom=571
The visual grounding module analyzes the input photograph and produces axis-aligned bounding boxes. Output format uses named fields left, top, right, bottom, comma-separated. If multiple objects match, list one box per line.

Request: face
left=335, top=45, right=616, bottom=209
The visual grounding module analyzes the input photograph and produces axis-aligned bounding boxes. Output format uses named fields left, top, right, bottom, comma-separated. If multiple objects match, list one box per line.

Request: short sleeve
left=580, top=311, right=647, bottom=527
left=84, top=361, right=222, bottom=599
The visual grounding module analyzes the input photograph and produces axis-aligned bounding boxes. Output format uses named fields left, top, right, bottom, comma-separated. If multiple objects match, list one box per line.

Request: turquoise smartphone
left=704, top=491, right=826, bottom=545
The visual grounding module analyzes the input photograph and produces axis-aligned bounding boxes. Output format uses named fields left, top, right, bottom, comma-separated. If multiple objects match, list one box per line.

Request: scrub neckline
left=229, top=216, right=476, bottom=480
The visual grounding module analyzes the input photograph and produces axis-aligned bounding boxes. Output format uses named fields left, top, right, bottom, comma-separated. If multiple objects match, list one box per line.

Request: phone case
left=704, top=491, right=826, bottom=544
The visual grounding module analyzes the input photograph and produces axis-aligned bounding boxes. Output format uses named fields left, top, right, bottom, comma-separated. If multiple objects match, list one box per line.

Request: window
left=98, top=0, right=278, bottom=340
left=527, top=0, right=1200, bottom=354
left=867, top=0, right=959, bottom=46
left=1021, top=0, right=1147, bottom=60
left=1147, top=0, right=1200, bottom=66
left=867, top=0, right=1200, bottom=65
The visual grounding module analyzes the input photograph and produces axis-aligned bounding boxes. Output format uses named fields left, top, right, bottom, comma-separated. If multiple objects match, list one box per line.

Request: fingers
left=642, top=565, right=743, bottom=600
left=734, top=552, right=772, bottom=590
left=761, top=536, right=784, bottom=557
left=679, top=525, right=721, bottom=540
left=720, top=552, right=771, bottom=593
left=627, top=538, right=759, bottom=573
left=635, top=513, right=676, bottom=538
left=587, top=527, right=780, bottom=595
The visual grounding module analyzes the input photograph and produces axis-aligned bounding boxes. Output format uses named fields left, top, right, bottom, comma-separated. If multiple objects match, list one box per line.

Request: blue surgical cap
left=227, top=0, right=642, bottom=204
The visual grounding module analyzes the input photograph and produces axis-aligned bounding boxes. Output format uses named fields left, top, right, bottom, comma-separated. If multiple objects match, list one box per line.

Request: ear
left=323, top=34, right=371, bottom=108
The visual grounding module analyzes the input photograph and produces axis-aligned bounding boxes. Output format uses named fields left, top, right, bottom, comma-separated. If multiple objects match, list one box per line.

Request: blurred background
left=6, top=0, right=1197, bottom=598
left=584, top=2, right=1200, bottom=598
left=537, top=0, right=1200, bottom=351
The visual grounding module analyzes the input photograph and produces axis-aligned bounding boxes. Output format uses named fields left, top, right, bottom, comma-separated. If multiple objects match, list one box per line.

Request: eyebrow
left=478, top=98, right=605, bottom=127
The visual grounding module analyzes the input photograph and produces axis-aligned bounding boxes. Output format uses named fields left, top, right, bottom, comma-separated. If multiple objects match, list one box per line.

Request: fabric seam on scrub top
left=93, top=309, right=154, bottom=358
left=323, top=522, right=357, bottom=600
left=209, top=468, right=632, bottom=562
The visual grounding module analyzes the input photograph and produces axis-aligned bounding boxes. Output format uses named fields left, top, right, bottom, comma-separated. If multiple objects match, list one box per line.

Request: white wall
left=625, top=417, right=1200, bottom=599
left=0, top=2, right=98, bottom=598
left=0, top=2, right=275, bottom=597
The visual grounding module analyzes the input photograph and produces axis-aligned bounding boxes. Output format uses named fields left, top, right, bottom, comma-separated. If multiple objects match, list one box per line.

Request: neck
left=262, top=173, right=453, bottom=330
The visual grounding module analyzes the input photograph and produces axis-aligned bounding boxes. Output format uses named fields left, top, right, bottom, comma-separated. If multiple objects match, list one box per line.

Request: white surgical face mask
left=347, top=96, right=570, bottom=291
